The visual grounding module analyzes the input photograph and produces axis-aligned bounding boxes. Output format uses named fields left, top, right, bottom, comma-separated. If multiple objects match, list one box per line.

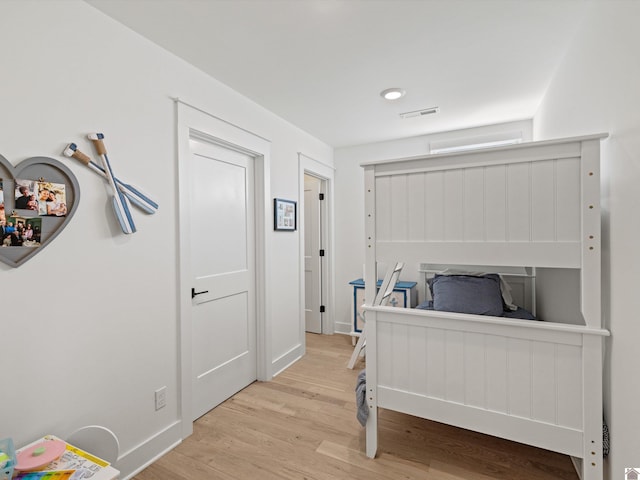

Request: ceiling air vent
left=399, top=107, right=439, bottom=119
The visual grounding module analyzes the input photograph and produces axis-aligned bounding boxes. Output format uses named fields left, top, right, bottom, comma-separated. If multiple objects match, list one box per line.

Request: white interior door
left=304, top=174, right=322, bottom=333
left=189, top=138, right=256, bottom=420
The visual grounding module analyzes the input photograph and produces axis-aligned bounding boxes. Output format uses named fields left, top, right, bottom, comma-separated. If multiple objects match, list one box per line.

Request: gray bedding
left=415, top=300, right=538, bottom=321
left=355, top=369, right=368, bottom=426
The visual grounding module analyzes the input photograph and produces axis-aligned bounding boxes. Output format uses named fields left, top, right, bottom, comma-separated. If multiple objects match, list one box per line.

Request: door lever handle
left=191, top=287, right=209, bottom=299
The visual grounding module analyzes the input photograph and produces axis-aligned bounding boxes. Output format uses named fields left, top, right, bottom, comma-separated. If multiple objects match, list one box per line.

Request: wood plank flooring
left=133, top=333, right=579, bottom=480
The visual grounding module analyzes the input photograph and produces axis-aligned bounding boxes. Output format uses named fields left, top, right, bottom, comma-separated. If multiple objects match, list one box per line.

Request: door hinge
left=319, top=193, right=325, bottom=200
left=319, top=249, right=325, bottom=256
left=320, top=305, right=326, bottom=313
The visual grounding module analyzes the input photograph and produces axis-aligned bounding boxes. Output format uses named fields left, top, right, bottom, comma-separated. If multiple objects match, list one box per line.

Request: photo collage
left=0, top=178, right=67, bottom=248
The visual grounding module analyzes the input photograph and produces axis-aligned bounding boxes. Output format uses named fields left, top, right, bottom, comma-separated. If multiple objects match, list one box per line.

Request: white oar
left=63, top=143, right=158, bottom=214
left=88, top=133, right=136, bottom=234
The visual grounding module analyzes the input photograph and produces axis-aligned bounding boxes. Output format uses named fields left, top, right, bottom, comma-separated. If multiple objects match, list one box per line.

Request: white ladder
left=347, top=262, right=403, bottom=369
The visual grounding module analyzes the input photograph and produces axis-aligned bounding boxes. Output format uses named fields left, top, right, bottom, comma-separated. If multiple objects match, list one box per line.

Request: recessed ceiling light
left=380, top=88, right=406, bottom=100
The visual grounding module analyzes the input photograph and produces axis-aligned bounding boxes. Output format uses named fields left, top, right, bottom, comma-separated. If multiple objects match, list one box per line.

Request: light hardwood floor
left=134, top=333, right=579, bottom=480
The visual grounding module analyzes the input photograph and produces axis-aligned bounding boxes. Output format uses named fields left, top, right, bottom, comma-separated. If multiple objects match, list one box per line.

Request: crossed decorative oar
left=63, top=133, right=159, bottom=234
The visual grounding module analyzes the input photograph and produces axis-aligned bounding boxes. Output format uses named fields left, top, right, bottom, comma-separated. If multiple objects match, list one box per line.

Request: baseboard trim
left=570, top=456, right=583, bottom=480
left=334, top=321, right=351, bottom=335
left=271, top=343, right=303, bottom=377
left=117, top=420, right=182, bottom=479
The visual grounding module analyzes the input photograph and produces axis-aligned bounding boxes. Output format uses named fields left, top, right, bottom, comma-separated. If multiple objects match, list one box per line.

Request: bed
left=359, top=134, right=609, bottom=480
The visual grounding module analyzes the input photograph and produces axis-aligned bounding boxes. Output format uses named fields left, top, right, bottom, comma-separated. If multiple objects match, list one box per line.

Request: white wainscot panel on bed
left=375, top=316, right=584, bottom=433
left=373, top=156, right=583, bottom=268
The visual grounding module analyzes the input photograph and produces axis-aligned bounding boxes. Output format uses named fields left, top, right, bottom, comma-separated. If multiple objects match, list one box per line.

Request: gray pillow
left=431, top=274, right=504, bottom=316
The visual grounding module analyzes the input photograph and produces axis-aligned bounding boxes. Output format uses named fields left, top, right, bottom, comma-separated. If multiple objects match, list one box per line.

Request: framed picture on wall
left=274, top=198, right=297, bottom=231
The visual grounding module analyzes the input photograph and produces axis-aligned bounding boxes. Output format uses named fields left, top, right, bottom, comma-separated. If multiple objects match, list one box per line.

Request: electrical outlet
left=155, top=386, right=167, bottom=411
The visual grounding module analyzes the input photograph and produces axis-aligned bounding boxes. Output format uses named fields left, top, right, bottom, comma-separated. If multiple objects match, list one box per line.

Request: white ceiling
left=85, top=0, right=590, bottom=148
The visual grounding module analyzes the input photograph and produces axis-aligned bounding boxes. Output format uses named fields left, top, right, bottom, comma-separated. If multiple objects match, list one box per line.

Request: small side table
left=348, top=278, right=417, bottom=342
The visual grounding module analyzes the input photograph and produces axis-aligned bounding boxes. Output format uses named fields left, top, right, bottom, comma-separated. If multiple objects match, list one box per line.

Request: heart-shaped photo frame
left=0, top=154, right=79, bottom=268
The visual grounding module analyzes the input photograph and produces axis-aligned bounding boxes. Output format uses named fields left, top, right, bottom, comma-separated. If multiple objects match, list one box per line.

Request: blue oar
left=63, top=143, right=159, bottom=214
left=88, top=133, right=136, bottom=234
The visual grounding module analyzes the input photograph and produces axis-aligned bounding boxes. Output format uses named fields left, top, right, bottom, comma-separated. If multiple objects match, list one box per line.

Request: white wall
left=334, top=120, right=532, bottom=334
left=533, top=2, right=640, bottom=477
left=0, top=1, right=332, bottom=477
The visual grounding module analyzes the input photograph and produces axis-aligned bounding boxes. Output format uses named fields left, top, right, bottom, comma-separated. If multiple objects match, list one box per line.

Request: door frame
left=298, top=153, right=335, bottom=336
left=177, top=101, right=272, bottom=439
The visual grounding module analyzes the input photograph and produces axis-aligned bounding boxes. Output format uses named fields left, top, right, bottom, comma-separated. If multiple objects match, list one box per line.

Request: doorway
left=188, top=138, right=256, bottom=420
left=299, top=153, right=334, bottom=337
left=177, top=100, right=272, bottom=438
left=304, top=173, right=324, bottom=333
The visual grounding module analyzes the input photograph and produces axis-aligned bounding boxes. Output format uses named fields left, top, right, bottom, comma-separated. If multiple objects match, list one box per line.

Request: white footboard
left=364, top=306, right=608, bottom=480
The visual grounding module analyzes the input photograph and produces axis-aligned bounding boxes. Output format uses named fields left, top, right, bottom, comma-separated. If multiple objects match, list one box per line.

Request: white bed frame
left=361, top=134, right=609, bottom=480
